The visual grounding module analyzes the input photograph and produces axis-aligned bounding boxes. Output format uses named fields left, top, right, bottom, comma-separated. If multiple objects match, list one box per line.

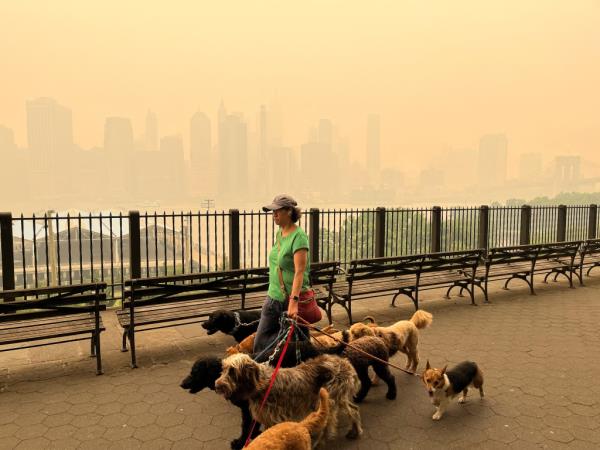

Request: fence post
left=229, top=209, right=240, bottom=269
left=520, top=205, right=532, bottom=245
left=431, top=206, right=442, bottom=253
left=0, top=212, right=15, bottom=295
left=309, top=208, right=320, bottom=263
left=478, top=205, right=489, bottom=252
left=375, top=207, right=386, bottom=257
left=557, top=205, right=567, bottom=242
left=588, top=205, right=597, bottom=240
left=128, top=211, right=141, bottom=279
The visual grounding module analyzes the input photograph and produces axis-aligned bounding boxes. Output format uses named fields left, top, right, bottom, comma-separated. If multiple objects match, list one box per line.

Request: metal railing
left=1, top=204, right=598, bottom=300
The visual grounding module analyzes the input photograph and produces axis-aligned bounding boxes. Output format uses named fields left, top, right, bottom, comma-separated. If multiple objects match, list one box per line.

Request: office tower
left=478, top=134, right=508, bottom=187
left=190, top=111, right=211, bottom=169
left=145, top=110, right=158, bottom=151
left=218, top=113, right=248, bottom=201
left=0, top=125, right=16, bottom=151
left=27, top=97, right=73, bottom=172
left=104, top=117, right=134, bottom=154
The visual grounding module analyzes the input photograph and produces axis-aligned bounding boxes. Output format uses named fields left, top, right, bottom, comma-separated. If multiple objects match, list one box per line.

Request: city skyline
left=2, top=1, right=599, bottom=174
left=1, top=95, right=597, bottom=213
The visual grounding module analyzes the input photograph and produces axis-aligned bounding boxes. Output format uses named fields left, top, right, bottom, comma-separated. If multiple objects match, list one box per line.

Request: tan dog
left=227, top=326, right=339, bottom=356
left=246, top=388, right=329, bottom=449
left=225, top=333, right=256, bottom=356
left=348, top=310, right=433, bottom=371
left=421, top=360, right=484, bottom=420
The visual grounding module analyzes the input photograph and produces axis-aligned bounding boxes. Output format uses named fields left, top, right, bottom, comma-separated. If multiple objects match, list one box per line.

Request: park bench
left=472, top=241, right=582, bottom=302
left=119, top=262, right=339, bottom=367
left=0, top=283, right=107, bottom=375
left=574, top=239, right=600, bottom=285
left=329, top=250, right=483, bottom=323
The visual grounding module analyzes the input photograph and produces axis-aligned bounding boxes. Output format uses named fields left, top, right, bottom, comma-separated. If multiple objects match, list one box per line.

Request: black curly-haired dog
left=180, top=356, right=261, bottom=450
left=202, top=309, right=262, bottom=342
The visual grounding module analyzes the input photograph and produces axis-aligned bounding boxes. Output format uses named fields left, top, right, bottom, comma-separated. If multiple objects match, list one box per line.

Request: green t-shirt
left=267, top=227, right=311, bottom=302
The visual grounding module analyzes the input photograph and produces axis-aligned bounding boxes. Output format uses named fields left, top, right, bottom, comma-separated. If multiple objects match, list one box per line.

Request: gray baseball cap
left=262, top=194, right=298, bottom=212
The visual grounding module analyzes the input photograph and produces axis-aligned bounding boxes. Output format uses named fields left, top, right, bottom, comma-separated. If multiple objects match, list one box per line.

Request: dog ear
left=441, top=365, right=447, bottom=374
left=425, top=360, right=431, bottom=370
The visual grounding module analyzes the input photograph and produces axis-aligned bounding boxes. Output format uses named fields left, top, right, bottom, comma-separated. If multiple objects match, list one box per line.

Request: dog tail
left=300, top=388, right=330, bottom=438
left=362, top=315, right=376, bottom=324
left=410, top=310, right=433, bottom=329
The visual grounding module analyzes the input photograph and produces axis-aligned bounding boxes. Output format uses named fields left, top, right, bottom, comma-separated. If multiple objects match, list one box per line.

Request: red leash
left=243, top=322, right=295, bottom=447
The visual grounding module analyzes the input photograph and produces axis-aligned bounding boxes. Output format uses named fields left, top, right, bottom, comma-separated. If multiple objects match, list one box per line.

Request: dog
left=339, top=330, right=397, bottom=403
left=215, top=353, right=362, bottom=444
left=180, top=356, right=261, bottom=449
left=421, top=360, right=484, bottom=420
left=246, top=388, right=329, bottom=450
left=226, top=333, right=256, bottom=356
left=227, top=325, right=341, bottom=359
left=349, top=309, right=433, bottom=371
left=202, top=309, right=261, bottom=342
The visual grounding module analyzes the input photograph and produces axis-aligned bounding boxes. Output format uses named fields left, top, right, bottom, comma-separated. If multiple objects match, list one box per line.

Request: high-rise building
left=190, top=112, right=211, bottom=168
left=145, top=110, right=158, bottom=151
left=477, top=134, right=508, bottom=187
left=160, top=134, right=186, bottom=198
left=366, top=114, right=380, bottom=180
left=0, top=125, right=16, bottom=152
left=27, top=97, right=73, bottom=172
left=519, top=153, right=543, bottom=182
left=218, top=113, right=248, bottom=201
left=318, top=119, right=333, bottom=152
left=104, top=117, right=134, bottom=154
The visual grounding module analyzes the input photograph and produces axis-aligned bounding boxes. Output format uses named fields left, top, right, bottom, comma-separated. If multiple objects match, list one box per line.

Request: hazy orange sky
left=1, top=0, right=599, bottom=172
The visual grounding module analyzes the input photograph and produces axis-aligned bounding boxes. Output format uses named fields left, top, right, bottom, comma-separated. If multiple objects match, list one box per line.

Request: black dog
left=180, top=356, right=261, bottom=449
left=202, top=309, right=261, bottom=343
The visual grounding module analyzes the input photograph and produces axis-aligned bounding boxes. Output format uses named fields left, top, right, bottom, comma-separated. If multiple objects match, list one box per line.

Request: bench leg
left=95, top=332, right=103, bottom=375
left=121, top=329, right=129, bottom=352
left=346, top=299, right=353, bottom=325
left=90, top=335, right=96, bottom=357
left=128, top=328, right=138, bottom=369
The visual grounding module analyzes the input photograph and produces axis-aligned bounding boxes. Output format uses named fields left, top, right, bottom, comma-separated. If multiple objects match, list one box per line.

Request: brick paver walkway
left=1, top=277, right=600, bottom=449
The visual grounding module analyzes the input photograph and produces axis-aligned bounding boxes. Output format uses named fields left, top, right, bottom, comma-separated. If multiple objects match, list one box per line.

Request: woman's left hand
left=287, top=299, right=299, bottom=319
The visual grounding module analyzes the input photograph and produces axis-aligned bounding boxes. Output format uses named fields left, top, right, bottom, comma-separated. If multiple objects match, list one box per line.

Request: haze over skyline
left=2, top=0, right=599, bottom=175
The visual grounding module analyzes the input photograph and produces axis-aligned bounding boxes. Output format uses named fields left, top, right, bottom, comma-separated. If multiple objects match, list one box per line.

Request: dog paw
left=353, top=395, right=365, bottom=404
left=432, top=413, right=442, bottom=421
left=345, top=428, right=361, bottom=440
left=386, top=391, right=397, bottom=400
left=230, top=438, right=244, bottom=450
left=459, top=398, right=466, bottom=404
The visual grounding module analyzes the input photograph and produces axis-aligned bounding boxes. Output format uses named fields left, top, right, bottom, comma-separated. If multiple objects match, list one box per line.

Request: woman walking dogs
left=253, top=195, right=311, bottom=357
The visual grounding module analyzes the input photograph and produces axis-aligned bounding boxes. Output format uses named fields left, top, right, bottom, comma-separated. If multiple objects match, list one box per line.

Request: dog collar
left=229, top=311, right=242, bottom=335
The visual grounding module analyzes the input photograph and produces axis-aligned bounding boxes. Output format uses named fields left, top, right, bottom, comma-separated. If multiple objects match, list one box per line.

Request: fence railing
left=1, top=205, right=598, bottom=301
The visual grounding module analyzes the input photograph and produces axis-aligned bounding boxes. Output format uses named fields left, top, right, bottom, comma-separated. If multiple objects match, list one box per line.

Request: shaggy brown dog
left=215, top=353, right=362, bottom=444
left=349, top=310, right=433, bottom=371
left=246, top=388, right=329, bottom=450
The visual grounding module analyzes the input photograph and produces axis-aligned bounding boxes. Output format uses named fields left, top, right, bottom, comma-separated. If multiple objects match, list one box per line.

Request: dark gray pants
left=253, top=297, right=307, bottom=362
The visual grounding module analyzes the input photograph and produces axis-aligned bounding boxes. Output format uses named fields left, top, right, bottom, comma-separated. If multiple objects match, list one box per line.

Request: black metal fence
left=1, top=205, right=598, bottom=301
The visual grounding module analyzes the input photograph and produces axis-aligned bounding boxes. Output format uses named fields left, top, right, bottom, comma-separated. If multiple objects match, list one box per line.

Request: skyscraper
left=366, top=114, right=380, bottom=180
left=219, top=113, right=248, bottom=202
left=145, top=110, right=158, bottom=151
left=190, top=112, right=211, bottom=168
left=104, top=117, right=133, bottom=155
left=478, top=134, right=508, bottom=187
left=27, top=97, right=73, bottom=172
left=0, top=125, right=16, bottom=152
